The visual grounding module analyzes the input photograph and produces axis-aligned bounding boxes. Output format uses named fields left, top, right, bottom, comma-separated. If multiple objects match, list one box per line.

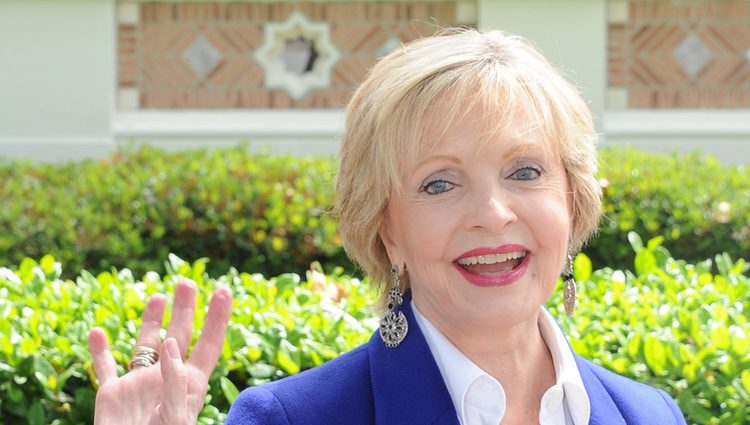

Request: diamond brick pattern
left=673, top=34, right=712, bottom=78
left=608, top=0, right=750, bottom=108
left=183, top=35, right=223, bottom=78
left=117, top=2, right=468, bottom=109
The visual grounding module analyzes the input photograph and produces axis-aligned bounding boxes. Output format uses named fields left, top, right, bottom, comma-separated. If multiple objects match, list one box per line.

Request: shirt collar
left=412, top=300, right=590, bottom=425
left=411, top=301, right=504, bottom=424
left=538, top=308, right=591, bottom=425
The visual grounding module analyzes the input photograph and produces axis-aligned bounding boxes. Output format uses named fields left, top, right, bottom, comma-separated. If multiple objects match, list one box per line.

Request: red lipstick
left=453, top=245, right=530, bottom=287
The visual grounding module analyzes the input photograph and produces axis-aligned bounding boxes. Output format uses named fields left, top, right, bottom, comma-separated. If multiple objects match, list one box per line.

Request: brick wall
left=608, top=0, right=750, bottom=109
left=117, top=1, right=472, bottom=109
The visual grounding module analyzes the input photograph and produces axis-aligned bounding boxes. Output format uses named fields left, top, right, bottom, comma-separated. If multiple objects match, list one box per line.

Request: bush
left=0, top=146, right=748, bottom=276
left=555, top=234, right=750, bottom=424
left=0, top=255, right=378, bottom=424
left=591, top=148, right=750, bottom=270
left=0, top=146, right=346, bottom=280
left=0, top=243, right=748, bottom=424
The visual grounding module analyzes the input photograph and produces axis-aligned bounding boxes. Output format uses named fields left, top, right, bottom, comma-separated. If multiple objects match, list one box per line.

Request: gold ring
left=129, top=346, right=159, bottom=371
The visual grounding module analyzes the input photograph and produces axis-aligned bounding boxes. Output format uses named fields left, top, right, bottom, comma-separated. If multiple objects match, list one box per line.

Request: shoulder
left=226, top=343, right=374, bottom=425
left=577, top=357, right=686, bottom=424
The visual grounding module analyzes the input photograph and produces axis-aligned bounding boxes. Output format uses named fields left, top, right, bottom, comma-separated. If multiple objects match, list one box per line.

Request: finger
left=136, top=294, right=167, bottom=350
left=157, top=338, right=189, bottom=424
left=88, top=327, right=117, bottom=386
left=166, top=279, right=197, bottom=359
left=187, top=286, right=233, bottom=378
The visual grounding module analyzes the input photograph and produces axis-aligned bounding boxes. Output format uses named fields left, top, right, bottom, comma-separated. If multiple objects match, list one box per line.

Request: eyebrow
left=501, top=141, right=545, bottom=160
left=414, top=141, right=545, bottom=171
left=414, top=154, right=461, bottom=170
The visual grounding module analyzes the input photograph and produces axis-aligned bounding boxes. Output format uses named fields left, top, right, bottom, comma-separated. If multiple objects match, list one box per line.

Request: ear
left=564, top=174, right=576, bottom=236
left=378, top=213, right=401, bottom=267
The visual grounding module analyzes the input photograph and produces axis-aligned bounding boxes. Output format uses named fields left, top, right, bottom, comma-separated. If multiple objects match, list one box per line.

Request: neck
left=412, top=297, right=556, bottom=401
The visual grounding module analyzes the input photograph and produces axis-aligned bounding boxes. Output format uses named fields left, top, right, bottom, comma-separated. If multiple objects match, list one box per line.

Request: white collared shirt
left=412, top=301, right=591, bottom=425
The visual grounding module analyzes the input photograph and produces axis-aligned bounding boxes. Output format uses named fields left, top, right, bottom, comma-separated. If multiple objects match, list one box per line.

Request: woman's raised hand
left=88, top=279, right=233, bottom=425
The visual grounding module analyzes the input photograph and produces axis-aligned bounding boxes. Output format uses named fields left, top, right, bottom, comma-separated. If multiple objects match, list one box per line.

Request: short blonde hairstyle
left=334, top=28, right=601, bottom=304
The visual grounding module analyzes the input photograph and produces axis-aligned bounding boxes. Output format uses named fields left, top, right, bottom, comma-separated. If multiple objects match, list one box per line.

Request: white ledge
left=113, top=110, right=345, bottom=155
left=604, top=110, right=750, bottom=137
left=602, top=110, right=750, bottom=164
left=114, top=110, right=344, bottom=137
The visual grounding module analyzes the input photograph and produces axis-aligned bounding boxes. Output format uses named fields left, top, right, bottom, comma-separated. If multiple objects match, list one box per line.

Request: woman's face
left=380, top=109, right=572, bottom=331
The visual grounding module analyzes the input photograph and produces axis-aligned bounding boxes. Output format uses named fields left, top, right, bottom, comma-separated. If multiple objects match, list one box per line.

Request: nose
left=464, top=185, right=517, bottom=232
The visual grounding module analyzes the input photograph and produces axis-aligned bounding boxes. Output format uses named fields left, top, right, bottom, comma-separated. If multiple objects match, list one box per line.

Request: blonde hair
left=334, top=28, right=601, bottom=305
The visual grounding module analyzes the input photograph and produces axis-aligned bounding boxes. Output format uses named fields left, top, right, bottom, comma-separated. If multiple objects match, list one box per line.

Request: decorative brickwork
left=608, top=1, right=750, bottom=109
left=117, top=2, right=471, bottom=109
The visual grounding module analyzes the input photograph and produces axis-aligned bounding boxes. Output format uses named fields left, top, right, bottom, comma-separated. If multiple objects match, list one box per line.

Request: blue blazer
left=226, top=298, right=686, bottom=424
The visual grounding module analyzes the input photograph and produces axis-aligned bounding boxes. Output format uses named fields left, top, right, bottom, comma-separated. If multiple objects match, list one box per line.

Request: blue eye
left=510, top=166, right=542, bottom=181
left=421, top=179, right=455, bottom=195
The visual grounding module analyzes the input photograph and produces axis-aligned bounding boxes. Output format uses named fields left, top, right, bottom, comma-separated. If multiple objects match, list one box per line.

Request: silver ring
left=129, top=346, right=159, bottom=371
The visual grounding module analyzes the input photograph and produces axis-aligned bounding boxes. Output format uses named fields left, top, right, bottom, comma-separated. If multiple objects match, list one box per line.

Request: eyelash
left=420, top=179, right=455, bottom=195
left=419, top=164, right=543, bottom=195
left=509, top=165, right=543, bottom=181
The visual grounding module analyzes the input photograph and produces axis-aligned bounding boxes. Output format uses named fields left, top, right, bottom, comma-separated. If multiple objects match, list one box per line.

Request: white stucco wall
left=0, top=1, right=116, bottom=161
left=477, top=0, right=607, bottom=131
left=476, top=0, right=749, bottom=164
left=0, top=0, right=746, bottom=163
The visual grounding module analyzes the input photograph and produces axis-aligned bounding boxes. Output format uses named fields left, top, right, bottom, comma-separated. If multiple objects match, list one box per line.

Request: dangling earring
left=379, top=265, right=408, bottom=348
left=563, top=254, right=576, bottom=317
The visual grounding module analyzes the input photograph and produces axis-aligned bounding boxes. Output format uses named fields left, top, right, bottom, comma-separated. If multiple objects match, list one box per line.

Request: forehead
left=416, top=102, right=559, bottom=163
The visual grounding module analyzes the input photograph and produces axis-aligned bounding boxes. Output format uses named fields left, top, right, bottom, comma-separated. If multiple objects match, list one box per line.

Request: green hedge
left=593, top=148, right=750, bottom=270
left=0, top=240, right=748, bottom=424
left=0, top=255, right=378, bottom=424
left=0, top=146, right=346, bottom=279
left=0, top=146, right=747, bottom=278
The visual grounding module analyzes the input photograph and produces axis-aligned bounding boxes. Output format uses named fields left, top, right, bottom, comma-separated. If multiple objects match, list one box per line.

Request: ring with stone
left=128, top=346, right=160, bottom=371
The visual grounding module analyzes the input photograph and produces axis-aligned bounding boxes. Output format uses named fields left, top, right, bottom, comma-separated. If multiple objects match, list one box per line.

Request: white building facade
left=1, top=0, right=748, bottom=163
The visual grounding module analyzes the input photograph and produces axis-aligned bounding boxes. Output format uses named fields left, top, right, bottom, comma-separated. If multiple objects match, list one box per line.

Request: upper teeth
left=457, top=251, right=526, bottom=266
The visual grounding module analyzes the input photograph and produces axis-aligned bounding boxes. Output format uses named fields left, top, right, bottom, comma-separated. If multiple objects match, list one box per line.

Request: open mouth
left=455, top=250, right=527, bottom=274
left=453, top=249, right=530, bottom=287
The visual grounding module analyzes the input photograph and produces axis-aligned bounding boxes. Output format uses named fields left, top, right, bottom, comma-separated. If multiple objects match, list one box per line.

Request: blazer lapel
left=368, top=294, right=459, bottom=425
left=368, top=302, right=630, bottom=425
left=575, top=355, right=626, bottom=425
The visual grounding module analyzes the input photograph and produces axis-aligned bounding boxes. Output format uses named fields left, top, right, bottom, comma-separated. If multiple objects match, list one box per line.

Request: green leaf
left=275, top=274, right=301, bottom=295
left=679, top=393, right=715, bottom=424
left=634, top=249, right=656, bottom=275
left=248, top=363, right=275, bottom=379
left=716, top=252, right=733, bottom=276
left=710, top=326, right=730, bottom=351
left=219, top=376, right=240, bottom=404
left=627, top=335, right=641, bottom=358
left=167, top=253, right=187, bottom=275
left=646, top=236, right=665, bottom=251
left=28, top=399, right=46, bottom=425
left=277, top=340, right=300, bottom=375
left=33, top=356, right=57, bottom=390
left=192, top=258, right=209, bottom=281
left=573, top=253, right=592, bottom=282
left=627, top=232, right=644, bottom=252
left=40, top=255, right=55, bottom=275
left=643, top=335, right=667, bottom=376
left=741, top=370, right=750, bottom=394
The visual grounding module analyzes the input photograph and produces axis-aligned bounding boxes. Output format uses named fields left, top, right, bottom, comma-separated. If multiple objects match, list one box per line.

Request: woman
left=88, top=28, right=686, bottom=424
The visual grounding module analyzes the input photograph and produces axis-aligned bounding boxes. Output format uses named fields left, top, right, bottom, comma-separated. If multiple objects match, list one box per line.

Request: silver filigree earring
left=563, top=254, right=576, bottom=317
left=379, top=265, right=408, bottom=348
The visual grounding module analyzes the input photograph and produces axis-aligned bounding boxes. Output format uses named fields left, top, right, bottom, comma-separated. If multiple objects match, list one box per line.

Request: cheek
left=523, top=193, right=571, bottom=262
left=393, top=202, right=460, bottom=274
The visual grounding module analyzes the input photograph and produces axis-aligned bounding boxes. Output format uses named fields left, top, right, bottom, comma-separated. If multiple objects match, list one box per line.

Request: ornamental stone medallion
left=183, top=35, right=223, bottom=79
left=672, top=33, right=713, bottom=78
left=255, top=12, right=340, bottom=100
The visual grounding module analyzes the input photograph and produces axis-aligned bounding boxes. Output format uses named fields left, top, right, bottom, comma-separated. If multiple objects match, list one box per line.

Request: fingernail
left=167, top=339, right=180, bottom=359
